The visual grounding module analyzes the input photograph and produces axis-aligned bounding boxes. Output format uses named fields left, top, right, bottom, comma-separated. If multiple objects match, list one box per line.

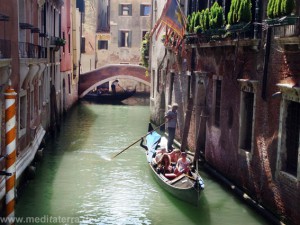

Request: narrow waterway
left=16, top=99, right=270, bottom=225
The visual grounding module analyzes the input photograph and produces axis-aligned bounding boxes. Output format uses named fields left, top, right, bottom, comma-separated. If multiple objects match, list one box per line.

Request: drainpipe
left=254, top=0, right=260, bottom=39
left=261, top=27, right=272, bottom=100
left=4, top=82, right=17, bottom=225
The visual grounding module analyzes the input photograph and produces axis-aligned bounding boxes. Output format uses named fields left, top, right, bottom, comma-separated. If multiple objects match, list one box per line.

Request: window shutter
left=119, top=4, right=122, bottom=15
left=140, top=5, right=143, bottom=16
left=128, top=31, right=132, bottom=47
left=81, top=37, right=86, bottom=53
left=129, top=5, right=132, bottom=16
left=118, top=31, right=121, bottom=47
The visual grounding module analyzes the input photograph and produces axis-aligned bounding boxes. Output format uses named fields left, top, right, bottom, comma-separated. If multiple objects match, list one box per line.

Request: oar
left=111, top=122, right=166, bottom=159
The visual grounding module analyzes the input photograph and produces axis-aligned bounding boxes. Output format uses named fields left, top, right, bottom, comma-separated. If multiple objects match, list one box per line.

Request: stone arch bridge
left=78, top=64, right=150, bottom=98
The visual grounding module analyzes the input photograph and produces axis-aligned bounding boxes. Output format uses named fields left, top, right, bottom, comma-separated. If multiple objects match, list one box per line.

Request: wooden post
left=4, top=84, right=17, bottom=225
left=180, top=98, right=194, bottom=152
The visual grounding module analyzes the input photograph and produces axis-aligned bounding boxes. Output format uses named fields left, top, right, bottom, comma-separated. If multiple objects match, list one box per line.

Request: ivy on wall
left=141, top=32, right=150, bottom=68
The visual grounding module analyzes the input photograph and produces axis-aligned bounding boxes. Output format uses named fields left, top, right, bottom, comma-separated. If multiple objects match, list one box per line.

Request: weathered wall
left=150, top=0, right=300, bottom=224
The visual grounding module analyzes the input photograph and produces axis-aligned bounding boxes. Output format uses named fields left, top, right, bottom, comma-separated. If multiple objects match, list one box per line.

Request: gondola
left=144, top=124, right=205, bottom=206
left=83, top=88, right=136, bottom=103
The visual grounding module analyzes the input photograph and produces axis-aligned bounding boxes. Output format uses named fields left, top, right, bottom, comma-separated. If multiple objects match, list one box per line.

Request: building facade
left=149, top=0, right=300, bottom=224
left=0, top=0, right=80, bottom=211
left=80, top=0, right=151, bottom=94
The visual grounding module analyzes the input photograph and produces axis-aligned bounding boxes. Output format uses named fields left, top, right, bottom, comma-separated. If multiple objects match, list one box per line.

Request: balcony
left=184, top=23, right=259, bottom=49
left=19, top=42, right=47, bottom=59
left=265, top=16, right=300, bottom=46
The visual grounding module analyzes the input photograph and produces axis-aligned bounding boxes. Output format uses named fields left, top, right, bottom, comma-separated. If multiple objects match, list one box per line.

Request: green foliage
left=193, top=11, right=201, bottom=32
left=209, top=2, right=225, bottom=29
left=267, top=0, right=295, bottom=18
left=186, top=3, right=225, bottom=34
left=227, top=0, right=252, bottom=24
left=202, top=9, right=210, bottom=31
left=140, top=32, right=150, bottom=68
left=55, top=37, right=66, bottom=46
left=274, top=0, right=282, bottom=17
left=267, top=0, right=276, bottom=18
left=281, top=0, right=295, bottom=16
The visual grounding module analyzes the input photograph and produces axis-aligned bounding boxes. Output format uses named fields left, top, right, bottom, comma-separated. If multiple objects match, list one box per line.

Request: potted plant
left=226, top=0, right=252, bottom=32
left=266, top=0, right=297, bottom=25
left=208, top=2, right=225, bottom=36
left=55, top=37, right=66, bottom=46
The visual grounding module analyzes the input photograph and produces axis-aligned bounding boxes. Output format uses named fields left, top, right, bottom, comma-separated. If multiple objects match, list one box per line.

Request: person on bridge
left=111, top=80, right=121, bottom=95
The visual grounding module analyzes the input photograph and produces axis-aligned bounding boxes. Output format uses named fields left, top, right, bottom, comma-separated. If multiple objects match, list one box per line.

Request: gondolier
left=111, top=79, right=120, bottom=95
left=165, top=103, right=178, bottom=152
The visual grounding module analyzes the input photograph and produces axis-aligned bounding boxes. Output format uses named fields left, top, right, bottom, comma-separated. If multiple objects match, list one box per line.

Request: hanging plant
left=55, top=37, right=66, bottom=46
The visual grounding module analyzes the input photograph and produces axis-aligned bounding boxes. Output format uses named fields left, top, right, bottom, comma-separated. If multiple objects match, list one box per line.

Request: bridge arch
left=78, top=64, right=150, bottom=98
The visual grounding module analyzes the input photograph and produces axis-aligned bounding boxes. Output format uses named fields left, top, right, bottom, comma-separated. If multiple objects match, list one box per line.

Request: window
left=98, top=40, right=108, bottom=50
left=151, top=70, right=155, bottom=98
left=140, top=4, right=151, bottom=16
left=157, top=70, right=161, bottom=93
left=68, top=33, right=71, bottom=53
left=118, top=31, right=132, bottom=47
left=285, top=101, right=300, bottom=176
left=212, top=76, right=222, bottom=127
left=68, top=74, right=71, bottom=94
left=39, top=78, right=43, bottom=112
left=63, top=32, right=65, bottom=53
left=97, top=1, right=109, bottom=32
left=238, top=79, right=258, bottom=153
left=19, top=90, right=27, bottom=137
left=214, top=79, right=222, bottom=127
left=240, top=91, right=254, bottom=151
left=81, top=36, right=85, bottom=53
left=277, top=85, right=300, bottom=179
left=119, top=4, right=132, bottom=16
left=142, top=31, right=148, bottom=41
left=168, top=71, right=175, bottom=105
left=30, top=90, right=34, bottom=121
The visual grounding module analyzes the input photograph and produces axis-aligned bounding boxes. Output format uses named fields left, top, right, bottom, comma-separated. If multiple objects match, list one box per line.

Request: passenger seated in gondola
left=174, top=152, right=191, bottom=176
left=152, top=147, right=166, bottom=160
left=156, top=153, right=173, bottom=175
left=168, top=149, right=181, bottom=165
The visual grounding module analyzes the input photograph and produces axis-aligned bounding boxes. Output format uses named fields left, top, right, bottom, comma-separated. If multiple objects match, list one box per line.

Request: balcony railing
left=19, top=42, right=47, bottom=59
left=0, top=39, right=11, bottom=58
left=184, top=23, right=257, bottom=49
left=265, top=16, right=300, bottom=38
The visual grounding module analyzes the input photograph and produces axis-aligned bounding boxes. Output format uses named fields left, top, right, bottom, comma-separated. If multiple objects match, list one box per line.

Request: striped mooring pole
left=4, top=84, right=17, bottom=225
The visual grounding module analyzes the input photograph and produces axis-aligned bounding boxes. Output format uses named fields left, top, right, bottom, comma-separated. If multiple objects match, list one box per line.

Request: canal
left=16, top=99, right=271, bottom=225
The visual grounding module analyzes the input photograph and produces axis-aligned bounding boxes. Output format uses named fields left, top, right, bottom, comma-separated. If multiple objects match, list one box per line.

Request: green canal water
left=16, top=100, right=271, bottom=225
